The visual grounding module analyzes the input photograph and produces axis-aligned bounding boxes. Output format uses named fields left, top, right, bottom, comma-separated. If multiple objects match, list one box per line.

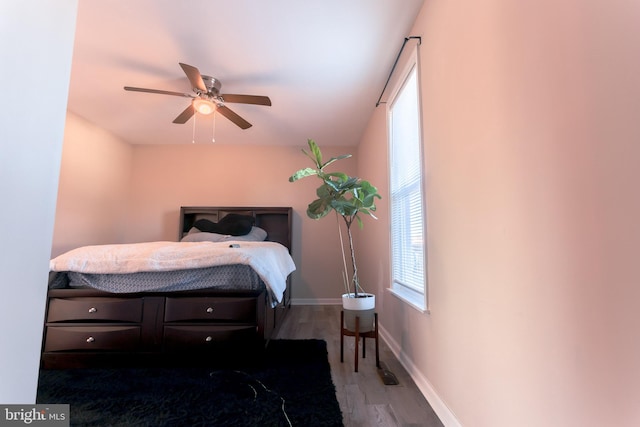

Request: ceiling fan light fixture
left=193, top=98, right=216, bottom=115
left=124, top=62, right=270, bottom=129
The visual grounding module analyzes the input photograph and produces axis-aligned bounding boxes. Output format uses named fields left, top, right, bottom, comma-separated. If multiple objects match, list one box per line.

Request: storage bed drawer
left=164, top=297, right=256, bottom=322
left=44, top=326, right=141, bottom=352
left=163, top=325, right=256, bottom=350
left=47, top=298, right=143, bottom=323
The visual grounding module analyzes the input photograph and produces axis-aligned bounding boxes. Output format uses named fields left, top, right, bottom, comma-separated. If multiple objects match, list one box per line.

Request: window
left=388, top=47, right=427, bottom=311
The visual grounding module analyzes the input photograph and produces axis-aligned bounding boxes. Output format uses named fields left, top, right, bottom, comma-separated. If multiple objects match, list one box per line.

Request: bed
left=41, top=206, right=294, bottom=369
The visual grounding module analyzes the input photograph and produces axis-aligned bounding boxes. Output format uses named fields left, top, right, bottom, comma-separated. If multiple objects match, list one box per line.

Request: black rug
left=37, top=339, right=343, bottom=427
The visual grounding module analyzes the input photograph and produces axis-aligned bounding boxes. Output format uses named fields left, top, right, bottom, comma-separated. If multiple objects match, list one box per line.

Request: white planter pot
left=342, top=293, right=375, bottom=310
left=342, top=293, right=375, bottom=332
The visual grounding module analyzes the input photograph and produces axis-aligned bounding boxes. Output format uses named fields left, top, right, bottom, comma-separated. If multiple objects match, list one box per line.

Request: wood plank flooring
left=275, top=305, right=444, bottom=427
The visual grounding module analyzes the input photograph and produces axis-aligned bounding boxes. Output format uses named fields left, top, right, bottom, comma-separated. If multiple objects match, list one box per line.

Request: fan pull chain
left=211, top=113, right=216, bottom=143
left=192, top=112, right=197, bottom=143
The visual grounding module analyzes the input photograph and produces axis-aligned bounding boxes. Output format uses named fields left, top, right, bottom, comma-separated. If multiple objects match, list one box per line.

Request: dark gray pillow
left=193, top=214, right=255, bottom=236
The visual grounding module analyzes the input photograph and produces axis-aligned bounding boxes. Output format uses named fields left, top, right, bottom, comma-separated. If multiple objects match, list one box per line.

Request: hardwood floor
left=275, top=305, right=444, bottom=427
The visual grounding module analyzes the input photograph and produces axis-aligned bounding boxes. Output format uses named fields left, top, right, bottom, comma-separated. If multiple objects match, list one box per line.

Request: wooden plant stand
left=340, top=310, right=379, bottom=372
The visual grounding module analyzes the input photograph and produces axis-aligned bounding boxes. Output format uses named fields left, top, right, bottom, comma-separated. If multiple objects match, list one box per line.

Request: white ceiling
left=68, top=0, right=423, bottom=146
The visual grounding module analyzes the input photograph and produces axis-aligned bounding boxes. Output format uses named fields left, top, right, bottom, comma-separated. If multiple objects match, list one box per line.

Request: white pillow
left=180, top=232, right=226, bottom=242
left=227, top=226, right=268, bottom=241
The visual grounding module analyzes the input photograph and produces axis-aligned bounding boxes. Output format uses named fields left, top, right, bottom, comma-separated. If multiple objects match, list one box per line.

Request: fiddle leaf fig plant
left=289, top=139, right=381, bottom=298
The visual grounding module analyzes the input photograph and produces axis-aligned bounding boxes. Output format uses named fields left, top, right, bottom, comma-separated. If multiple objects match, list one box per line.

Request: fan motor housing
left=201, top=75, right=221, bottom=95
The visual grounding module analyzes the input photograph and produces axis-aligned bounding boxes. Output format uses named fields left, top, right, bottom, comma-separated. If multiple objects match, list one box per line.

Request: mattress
left=49, top=241, right=296, bottom=304
left=63, top=264, right=264, bottom=293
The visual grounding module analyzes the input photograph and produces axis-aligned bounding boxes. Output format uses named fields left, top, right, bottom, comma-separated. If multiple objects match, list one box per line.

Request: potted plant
left=289, top=139, right=381, bottom=330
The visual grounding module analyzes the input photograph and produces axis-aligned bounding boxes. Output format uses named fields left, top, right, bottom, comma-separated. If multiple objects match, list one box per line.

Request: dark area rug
left=37, top=339, right=343, bottom=427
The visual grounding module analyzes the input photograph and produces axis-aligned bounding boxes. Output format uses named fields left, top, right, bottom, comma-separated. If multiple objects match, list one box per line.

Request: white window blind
left=388, top=51, right=426, bottom=309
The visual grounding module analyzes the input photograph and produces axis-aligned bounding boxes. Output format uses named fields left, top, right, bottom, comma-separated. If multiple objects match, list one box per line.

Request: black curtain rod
left=376, top=36, right=421, bottom=107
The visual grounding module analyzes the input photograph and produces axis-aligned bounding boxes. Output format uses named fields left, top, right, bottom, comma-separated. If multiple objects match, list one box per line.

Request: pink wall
left=52, top=113, right=133, bottom=257
left=52, top=137, right=359, bottom=302
left=126, top=143, right=359, bottom=302
left=358, top=0, right=640, bottom=426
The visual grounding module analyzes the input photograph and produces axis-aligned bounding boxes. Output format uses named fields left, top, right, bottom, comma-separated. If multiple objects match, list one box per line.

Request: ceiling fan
left=124, top=63, right=271, bottom=129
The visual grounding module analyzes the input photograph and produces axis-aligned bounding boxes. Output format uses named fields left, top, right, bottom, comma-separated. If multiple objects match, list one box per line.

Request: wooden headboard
left=179, top=206, right=292, bottom=252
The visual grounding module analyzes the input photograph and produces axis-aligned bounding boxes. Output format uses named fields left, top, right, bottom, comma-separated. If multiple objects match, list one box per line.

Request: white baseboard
left=378, top=324, right=462, bottom=427
left=290, top=298, right=341, bottom=305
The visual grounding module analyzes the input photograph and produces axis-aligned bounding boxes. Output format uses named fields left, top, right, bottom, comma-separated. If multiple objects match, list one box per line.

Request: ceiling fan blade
left=179, top=63, right=206, bottom=92
left=124, top=86, right=194, bottom=98
left=220, top=94, right=272, bottom=106
left=172, top=104, right=196, bottom=124
left=216, top=105, right=252, bottom=129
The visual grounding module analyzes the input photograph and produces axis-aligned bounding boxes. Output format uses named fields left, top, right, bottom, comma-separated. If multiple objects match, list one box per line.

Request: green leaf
left=315, top=183, right=333, bottom=198
left=321, top=154, right=352, bottom=169
left=307, top=198, right=332, bottom=219
left=325, top=172, right=350, bottom=182
left=332, top=199, right=359, bottom=217
left=289, top=167, right=318, bottom=182
left=308, top=139, right=323, bottom=167
left=335, top=176, right=359, bottom=190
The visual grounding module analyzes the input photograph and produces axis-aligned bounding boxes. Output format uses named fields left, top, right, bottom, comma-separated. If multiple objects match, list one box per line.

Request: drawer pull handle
left=205, top=336, right=213, bottom=342
left=88, top=307, right=97, bottom=313
left=206, top=307, right=214, bottom=313
left=86, top=336, right=95, bottom=343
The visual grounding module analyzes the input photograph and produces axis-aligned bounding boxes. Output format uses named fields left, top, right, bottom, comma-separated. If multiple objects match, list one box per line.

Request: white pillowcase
left=181, top=226, right=268, bottom=243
